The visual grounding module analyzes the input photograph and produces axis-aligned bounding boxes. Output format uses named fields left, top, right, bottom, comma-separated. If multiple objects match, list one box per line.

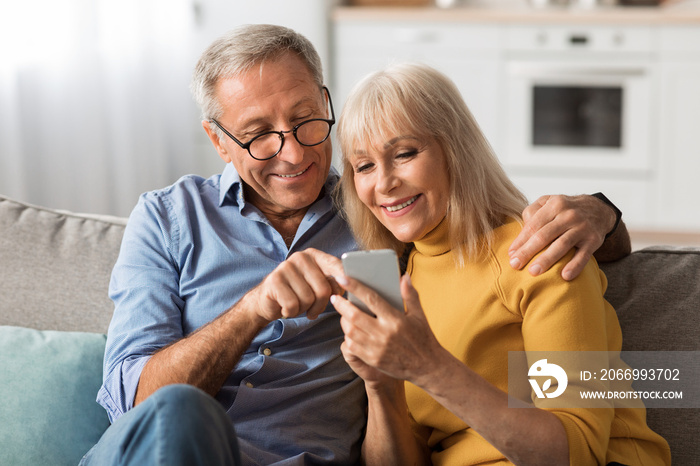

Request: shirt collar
left=219, top=163, right=243, bottom=207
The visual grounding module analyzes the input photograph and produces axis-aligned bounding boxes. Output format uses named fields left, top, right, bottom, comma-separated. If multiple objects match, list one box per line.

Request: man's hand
left=250, top=248, right=345, bottom=323
left=135, top=248, right=345, bottom=405
left=508, top=194, right=626, bottom=281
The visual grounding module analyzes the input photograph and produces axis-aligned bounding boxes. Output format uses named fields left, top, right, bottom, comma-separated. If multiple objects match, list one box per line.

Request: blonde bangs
left=339, top=77, right=425, bottom=163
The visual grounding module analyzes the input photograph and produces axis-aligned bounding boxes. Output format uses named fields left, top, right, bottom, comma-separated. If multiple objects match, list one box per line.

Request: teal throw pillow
left=0, top=326, right=109, bottom=466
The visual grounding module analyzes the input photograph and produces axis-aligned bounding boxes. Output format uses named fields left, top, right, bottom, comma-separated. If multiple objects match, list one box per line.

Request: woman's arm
left=362, top=379, right=430, bottom=466
left=333, top=275, right=570, bottom=465
left=413, top=347, right=569, bottom=466
left=334, top=295, right=429, bottom=466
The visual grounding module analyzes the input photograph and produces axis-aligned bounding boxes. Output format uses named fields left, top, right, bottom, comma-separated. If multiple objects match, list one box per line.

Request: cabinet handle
left=570, top=34, right=589, bottom=45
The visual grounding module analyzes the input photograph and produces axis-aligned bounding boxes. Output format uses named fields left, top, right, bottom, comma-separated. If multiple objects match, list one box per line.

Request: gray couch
left=0, top=194, right=698, bottom=465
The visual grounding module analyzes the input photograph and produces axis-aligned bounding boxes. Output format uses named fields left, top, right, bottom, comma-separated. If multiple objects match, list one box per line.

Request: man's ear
left=202, top=120, right=232, bottom=164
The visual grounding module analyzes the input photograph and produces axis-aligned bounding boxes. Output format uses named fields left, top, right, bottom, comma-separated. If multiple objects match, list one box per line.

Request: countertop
left=334, top=0, right=700, bottom=24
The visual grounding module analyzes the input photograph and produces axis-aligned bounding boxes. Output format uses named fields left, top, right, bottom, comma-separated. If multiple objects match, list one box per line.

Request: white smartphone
left=341, top=249, right=404, bottom=316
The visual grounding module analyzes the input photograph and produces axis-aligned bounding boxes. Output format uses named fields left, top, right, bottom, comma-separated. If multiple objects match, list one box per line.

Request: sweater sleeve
left=497, top=249, right=619, bottom=465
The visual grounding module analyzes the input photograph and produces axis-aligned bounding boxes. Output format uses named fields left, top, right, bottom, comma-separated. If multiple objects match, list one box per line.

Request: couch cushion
left=601, top=246, right=700, bottom=465
left=0, top=195, right=126, bottom=333
left=602, top=246, right=700, bottom=352
left=0, top=326, right=109, bottom=466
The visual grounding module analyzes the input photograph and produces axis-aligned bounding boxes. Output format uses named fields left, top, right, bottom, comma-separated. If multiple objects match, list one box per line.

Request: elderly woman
left=330, top=63, right=670, bottom=466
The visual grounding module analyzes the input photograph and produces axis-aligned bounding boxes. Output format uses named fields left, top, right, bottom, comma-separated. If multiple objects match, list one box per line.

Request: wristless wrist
left=591, top=192, right=622, bottom=239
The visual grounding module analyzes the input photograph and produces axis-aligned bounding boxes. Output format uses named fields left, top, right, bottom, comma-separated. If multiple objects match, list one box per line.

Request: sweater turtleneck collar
left=413, top=216, right=451, bottom=257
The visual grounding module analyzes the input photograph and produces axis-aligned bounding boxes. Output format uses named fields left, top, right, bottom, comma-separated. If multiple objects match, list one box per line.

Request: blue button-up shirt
left=98, top=163, right=365, bottom=465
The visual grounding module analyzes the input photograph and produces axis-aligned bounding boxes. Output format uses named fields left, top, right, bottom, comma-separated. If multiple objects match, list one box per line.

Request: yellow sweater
left=405, top=219, right=671, bottom=466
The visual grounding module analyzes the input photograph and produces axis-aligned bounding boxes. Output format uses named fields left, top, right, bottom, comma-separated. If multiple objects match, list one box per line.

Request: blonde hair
left=336, top=63, right=527, bottom=265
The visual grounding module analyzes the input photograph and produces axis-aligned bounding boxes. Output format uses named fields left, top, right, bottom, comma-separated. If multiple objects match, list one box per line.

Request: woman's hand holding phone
left=332, top=255, right=447, bottom=387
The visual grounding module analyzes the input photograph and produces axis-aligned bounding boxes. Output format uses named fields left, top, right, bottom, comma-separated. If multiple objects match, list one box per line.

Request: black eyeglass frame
left=209, top=86, right=336, bottom=161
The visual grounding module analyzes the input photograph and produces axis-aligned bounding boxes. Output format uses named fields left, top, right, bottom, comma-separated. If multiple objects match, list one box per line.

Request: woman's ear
left=202, top=120, right=232, bottom=164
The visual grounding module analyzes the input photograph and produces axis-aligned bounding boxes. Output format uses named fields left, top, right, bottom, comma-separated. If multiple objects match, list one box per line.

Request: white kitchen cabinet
left=332, top=21, right=504, bottom=157
left=656, top=27, right=700, bottom=231
left=332, top=12, right=700, bottom=234
left=499, top=23, right=658, bottom=229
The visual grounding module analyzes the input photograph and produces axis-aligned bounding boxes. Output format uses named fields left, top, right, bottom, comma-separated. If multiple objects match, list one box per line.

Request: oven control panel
left=505, top=25, right=653, bottom=54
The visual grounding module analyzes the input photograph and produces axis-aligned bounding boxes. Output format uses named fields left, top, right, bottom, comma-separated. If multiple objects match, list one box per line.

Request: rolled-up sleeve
left=97, top=192, right=184, bottom=422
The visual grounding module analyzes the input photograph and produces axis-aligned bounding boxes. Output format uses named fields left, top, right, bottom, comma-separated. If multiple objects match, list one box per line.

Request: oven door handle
left=509, top=64, right=648, bottom=78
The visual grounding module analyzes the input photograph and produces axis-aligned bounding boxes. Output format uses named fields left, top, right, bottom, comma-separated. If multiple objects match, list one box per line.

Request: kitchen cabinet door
left=333, top=21, right=504, bottom=155
left=656, top=61, right=700, bottom=230
left=657, top=27, right=700, bottom=231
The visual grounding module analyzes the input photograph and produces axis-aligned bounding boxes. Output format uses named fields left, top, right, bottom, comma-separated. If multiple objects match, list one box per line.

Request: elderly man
left=81, top=24, right=630, bottom=466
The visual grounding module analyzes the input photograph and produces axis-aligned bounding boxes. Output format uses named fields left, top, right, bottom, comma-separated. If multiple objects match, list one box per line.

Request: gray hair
left=191, top=24, right=324, bottom=122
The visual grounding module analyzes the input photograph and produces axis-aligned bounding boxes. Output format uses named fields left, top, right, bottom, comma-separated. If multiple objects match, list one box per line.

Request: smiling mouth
left=276, top=165, right=310, bottom=179
left=384, top=195, right=420, bottom=213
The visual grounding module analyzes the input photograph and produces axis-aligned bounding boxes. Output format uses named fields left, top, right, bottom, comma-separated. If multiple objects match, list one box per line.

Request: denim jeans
left=81, top=384, right=241, bottom=466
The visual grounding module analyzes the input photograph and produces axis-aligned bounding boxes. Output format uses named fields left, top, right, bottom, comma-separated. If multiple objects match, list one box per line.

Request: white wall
left=0, top=0, right=336, bottom=217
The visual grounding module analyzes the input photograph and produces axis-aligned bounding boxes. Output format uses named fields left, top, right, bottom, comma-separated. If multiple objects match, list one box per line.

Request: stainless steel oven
left=503, top=25, right=655, bottom=174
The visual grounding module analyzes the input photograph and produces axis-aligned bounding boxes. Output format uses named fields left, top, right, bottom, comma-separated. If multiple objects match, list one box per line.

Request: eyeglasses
left=209, top=86, right=335, bottom=161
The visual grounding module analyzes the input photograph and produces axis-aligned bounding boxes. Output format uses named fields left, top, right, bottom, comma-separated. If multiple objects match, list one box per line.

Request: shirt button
left=263, top=347, right=272, bottom=356
left=245, top=382, right=254, bottom=389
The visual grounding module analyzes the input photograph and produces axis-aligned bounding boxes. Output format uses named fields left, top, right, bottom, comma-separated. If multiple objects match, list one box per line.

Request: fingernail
left=335, top=275, right=348, bottom=286
left=510, top=257, right=521, bottom=269
left=330, top=295, right=337, bottom=305
left=529, top=264, right=542, bottom=276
